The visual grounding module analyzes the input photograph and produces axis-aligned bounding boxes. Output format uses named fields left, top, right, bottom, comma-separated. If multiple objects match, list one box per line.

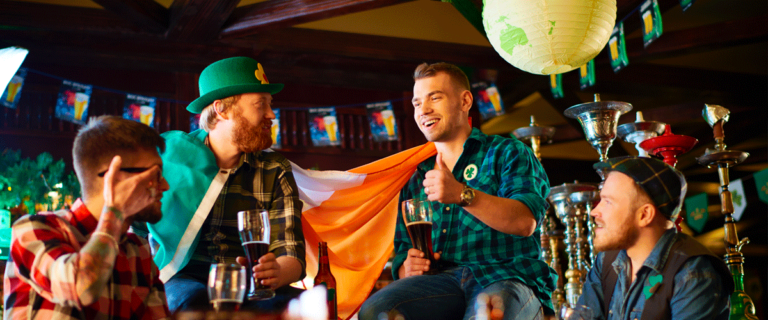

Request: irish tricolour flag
left=296, top=142, right=435, bottom=319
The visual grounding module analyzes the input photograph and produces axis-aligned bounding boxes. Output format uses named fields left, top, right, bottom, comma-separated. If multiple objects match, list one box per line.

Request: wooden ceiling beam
left=91, top=0, right=169, bottom=33
left=0, top=1, right=141, bottom=34
left=249, top=28, right=516, bottom=71
left=221, top=0, right=413, bottom=39
left=593, top=64, right=768, bottom=98
left=166, top=0, right=241, bottom=42
left=622, top=14, right=768, bottom=63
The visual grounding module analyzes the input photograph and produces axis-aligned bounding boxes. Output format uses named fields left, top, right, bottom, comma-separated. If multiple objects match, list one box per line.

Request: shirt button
left=445, top=207, right=450, bottom=211
left=442, top=229, right=447, bottom=233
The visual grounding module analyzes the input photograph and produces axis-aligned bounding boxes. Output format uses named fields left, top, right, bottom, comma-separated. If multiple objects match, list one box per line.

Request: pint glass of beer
left=207, top=263, right=246, bottom=312
left=402, top=199, right=439, bottom=275
left=237, top=209, right=275, bottom=300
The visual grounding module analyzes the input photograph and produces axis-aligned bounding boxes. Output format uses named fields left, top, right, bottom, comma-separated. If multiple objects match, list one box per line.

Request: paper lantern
left=483, top=0, right=616, bottom=75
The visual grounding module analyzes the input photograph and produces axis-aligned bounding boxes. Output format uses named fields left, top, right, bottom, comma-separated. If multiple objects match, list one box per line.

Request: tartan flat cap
left=594, top=156, right=687, bottom=220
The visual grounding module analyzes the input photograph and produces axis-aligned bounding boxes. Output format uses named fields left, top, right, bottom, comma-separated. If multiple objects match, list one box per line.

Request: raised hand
left=102, top=155, right=161, bottom=220
left=423, top=153, right=463, bottom=204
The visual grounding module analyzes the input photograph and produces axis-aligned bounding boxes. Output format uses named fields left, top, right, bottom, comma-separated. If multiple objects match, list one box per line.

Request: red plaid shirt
left=3, top=199, right=171, bottom=319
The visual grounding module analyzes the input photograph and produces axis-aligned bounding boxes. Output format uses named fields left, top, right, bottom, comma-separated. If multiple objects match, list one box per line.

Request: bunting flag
left=684, top=192, right=708, bottom=233
left=271, top=109, right=281, bottom=149
left=680, top=0, right=696, bottom=12
left=309, top=107, right=340, bottom=147
left=2, top=68, right=26, bottom=109
left=550, top=74, right=563, bottom=99
left=55, top=80, right=92, bottom=125
left=123, top=93, right=156, bottom=128
left=189, top=114, right=201, bottom=132
left=366, top=101, right=398, bottom=142
left=641, top=0, right=663, bottom=48
left=0, top=46, right=28, bottom=99
left=753, top=167, right=768, bottom=204
left=472, top=82, right=505, bottom=121
left=297, top=142, right=437, bottom=319
left=579, top=60, right=596, bottom=90
left=730, top=178, right=747, bottom=221
left=609, top=22, right=630, bottom=73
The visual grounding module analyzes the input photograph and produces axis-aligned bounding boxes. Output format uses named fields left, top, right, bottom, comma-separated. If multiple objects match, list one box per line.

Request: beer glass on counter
left=208, top=263, right=247, bottom=312
left=237, top=209, right=275, bottom=300
left=402, top=199, right=439, bottom=275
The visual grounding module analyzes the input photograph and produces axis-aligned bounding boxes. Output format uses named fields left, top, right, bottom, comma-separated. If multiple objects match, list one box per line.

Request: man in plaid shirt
left=133, top=57, right=305, bottom=312
left=360, top=63, right=556, bottom=320
left=3, top=116, right=171, bottom=319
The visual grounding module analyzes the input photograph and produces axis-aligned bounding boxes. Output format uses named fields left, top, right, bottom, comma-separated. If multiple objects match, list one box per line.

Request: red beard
left=232, top=111, right=272, bottom=154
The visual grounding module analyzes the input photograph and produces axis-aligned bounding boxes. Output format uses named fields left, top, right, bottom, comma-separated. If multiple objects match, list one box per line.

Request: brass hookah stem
left=710, top=121, right=757, bottom=320
left=564, top=213, right=582, bottom=305
left=548, top=222, right=566, bottom=311
left=586, top=200, right=597, bottom=265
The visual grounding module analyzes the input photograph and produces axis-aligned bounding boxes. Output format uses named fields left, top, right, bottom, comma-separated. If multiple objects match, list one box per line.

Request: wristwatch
left=459, top=184, right=475, bottom=207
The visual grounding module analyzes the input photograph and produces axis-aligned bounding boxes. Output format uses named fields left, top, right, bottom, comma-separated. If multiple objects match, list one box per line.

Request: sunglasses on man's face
left=97, top=167, right=156, bottom=178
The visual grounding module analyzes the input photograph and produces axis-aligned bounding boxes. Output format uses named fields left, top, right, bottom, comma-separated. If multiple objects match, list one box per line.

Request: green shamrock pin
left=644, top=274, right=663, bottom=299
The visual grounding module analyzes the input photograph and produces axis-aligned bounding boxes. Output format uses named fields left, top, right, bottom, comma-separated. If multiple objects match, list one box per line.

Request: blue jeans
left=164, top=273, right=303, bottom=313
left=359, top=266, right=542, bottom=320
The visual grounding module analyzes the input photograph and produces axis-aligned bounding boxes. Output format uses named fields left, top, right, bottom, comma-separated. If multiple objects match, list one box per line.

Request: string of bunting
left=549, top=0, right=693, bottom=99
left=1, top=67, right=406, bottom=148
left=684, top=167, right=768, bottom=234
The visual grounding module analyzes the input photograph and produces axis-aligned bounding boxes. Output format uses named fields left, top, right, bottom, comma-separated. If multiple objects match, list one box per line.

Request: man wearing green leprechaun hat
left=132, top=57, right=305, bottom=312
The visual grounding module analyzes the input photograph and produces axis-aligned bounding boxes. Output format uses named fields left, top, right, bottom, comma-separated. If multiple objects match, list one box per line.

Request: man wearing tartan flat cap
left=578, top=156, right=733, bottom=320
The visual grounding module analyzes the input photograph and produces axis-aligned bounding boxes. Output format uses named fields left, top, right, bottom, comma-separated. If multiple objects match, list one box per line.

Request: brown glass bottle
left=314, top=242, right=337, bottom=320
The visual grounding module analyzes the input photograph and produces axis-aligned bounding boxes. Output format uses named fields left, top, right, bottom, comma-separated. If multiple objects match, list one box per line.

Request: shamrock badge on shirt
left=644, top=274, right=663, bottom=299
left=464, top=164, right=478, bottom=181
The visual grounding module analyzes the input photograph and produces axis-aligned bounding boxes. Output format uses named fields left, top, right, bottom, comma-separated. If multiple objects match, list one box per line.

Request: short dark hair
left=413, top=62, right=471, bottom=92
left=73, top=115, right=165, bottom=196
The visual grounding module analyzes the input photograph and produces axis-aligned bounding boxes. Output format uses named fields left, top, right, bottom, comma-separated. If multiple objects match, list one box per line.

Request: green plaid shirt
left=392, top=128, right=556, bottom=312
left=181, top=150, right=305, bottom=279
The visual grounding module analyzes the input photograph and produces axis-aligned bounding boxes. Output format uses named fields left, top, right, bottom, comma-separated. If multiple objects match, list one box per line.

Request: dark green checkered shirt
left=392, top=128, right=556, bottom=313
left=181, top=149, right=306, bottom=279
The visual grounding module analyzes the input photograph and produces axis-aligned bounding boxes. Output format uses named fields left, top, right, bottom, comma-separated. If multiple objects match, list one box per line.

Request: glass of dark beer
left=207, top=263, right=246, bottom=312
left=402, top=199, right=439, bottom=275
left=237, top=209, right=275, bottom=300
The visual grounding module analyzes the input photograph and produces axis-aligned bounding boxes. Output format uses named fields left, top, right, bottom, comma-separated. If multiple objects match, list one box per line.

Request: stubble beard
left=232, top=111, right=272, bottom=154
left=593, top=216, right=639, bottom=252
left=133, top=203, right=162, bottom=224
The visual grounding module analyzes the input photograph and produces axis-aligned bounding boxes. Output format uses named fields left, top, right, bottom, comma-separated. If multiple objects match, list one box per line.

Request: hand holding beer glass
left=402, top=199, right=439, bottom=275
left=207, top=263, right=247, bottom=312
left=237, top=209, right=275, bottom=300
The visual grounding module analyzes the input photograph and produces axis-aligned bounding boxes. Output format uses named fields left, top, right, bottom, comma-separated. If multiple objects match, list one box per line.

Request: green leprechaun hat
left=186, top=57, right=284, bottom=114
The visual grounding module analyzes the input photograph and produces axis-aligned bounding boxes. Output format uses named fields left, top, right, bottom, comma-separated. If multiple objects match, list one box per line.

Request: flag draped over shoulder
left=294, top=142, right=436, bottom=319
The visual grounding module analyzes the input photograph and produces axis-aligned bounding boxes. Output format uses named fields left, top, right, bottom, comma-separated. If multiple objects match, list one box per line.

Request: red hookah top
left=639, top=125, right=698, bottom=167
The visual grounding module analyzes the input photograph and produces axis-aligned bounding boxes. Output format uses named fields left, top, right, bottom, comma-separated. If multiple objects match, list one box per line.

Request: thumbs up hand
left=423, top=153, right=463, bottom=204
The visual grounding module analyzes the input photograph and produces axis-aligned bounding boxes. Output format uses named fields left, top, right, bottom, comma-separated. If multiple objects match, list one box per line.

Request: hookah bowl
left=564, top=94, right=632, bottom=162
left=640, top=125, right=698, bottom=168
left=617, top=111, right=667, bottom=157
